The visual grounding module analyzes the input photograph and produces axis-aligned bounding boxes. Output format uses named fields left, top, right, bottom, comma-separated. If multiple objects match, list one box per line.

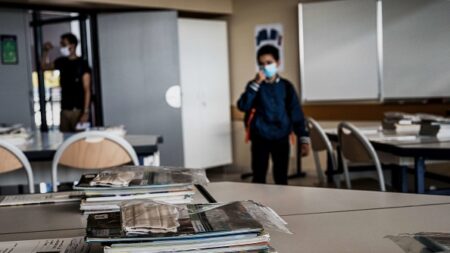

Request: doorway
left=30, top=10, right=103, bottom=131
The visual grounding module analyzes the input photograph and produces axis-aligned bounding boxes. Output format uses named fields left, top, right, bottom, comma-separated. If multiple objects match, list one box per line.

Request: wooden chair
left=51, top=131, right=139, bottom=192
left=306, top=117, right=340, bottom=187
left=338, top=122, right=386, bottom=191
left=0, top=140, right=34, bottom=193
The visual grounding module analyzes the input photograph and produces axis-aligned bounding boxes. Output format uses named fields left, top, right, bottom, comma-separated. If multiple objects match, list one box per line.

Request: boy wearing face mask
left=237, top=45, right=310, bottom=185
left=42, top=33, right=91, bottom=132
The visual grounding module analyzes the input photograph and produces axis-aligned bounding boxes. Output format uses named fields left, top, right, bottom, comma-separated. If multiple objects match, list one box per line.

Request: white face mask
left=60, top=47, right=70, bottom=57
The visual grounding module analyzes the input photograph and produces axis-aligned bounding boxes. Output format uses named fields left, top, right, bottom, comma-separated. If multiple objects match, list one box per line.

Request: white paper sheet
left=0, top=191, right=83, bottom=206
left=0, top=237, right=89, bottom=253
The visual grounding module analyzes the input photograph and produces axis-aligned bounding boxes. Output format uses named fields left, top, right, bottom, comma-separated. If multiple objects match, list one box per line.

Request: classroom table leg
left=414, top=157, right=426, bottom=194
left=391, top=166, right=408, bottom=193
left=400, top=166, right=408, bottom=193
left=326, top=152, right=334, bottom=184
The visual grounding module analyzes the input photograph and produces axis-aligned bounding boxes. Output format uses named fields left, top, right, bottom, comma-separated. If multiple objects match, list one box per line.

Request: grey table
left=0, top=131, right=164, bottom=190
left=19, top=131, right=163, bottom=161
left=1, top=183, right=450, bottom=253
left=203, top=182, right=450, bottom=216
left=270, top=204, right=450, bottom=253
left=325, top=125, right=450, bottom=194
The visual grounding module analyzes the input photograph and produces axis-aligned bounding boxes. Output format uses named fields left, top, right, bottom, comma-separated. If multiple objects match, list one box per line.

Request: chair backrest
left=338, top=122, right=385, bottom=191
left=307, top=117, right=337, bottom=165
left=306, top=117, right=338, bottom=185
left=307, top=117, right=333, bottom=152
left=51, top=131, right=139, bottom=192
left=0, top=140, right=34, bottom=193
left=337, top=122, right=374, bottom=163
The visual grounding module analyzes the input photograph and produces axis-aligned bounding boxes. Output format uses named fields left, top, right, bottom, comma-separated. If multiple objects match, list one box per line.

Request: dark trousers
left=60, top=109, right=82, bottom=132
left=251, top=135, right=290, bottom=185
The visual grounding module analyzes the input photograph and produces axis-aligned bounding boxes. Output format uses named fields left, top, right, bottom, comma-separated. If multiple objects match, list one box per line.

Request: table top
left=325, top=124, right=450, bottom=159
left=2, top=204, right=449, bottom=253
left=204, top=182, right=450, bottom=216
left=18, top=131, right=163, bottom=161
left=1, top=183, right=450, bottom=252
left=270, top=204, right=450, bottom=253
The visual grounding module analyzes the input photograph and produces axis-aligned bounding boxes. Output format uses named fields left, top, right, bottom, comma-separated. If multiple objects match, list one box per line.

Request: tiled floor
left=206, top=163, right=450, bottom=193
left=0, top=163, right=448, bottom=195
left=206, top=165, right=381, bottom=190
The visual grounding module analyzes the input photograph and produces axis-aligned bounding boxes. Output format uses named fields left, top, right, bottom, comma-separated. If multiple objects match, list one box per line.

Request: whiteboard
left=299, top=0, right=380, bottom=102
left=383, top=0, right=450, bottom=99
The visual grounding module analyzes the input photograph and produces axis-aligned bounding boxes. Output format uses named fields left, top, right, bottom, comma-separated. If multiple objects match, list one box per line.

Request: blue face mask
left=262, top=63, right=278, bottom=79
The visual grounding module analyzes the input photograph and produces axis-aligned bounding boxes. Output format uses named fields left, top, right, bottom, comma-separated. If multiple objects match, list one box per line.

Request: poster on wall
left=1, top=35, right=18, bottom=65
left=254, top=23, right=284, bottom=72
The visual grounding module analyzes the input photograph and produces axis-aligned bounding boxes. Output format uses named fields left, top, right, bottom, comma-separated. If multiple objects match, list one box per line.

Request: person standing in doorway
left=42, top=33, right=91, bottom=132
left=237, top=45, right=310, bottom=185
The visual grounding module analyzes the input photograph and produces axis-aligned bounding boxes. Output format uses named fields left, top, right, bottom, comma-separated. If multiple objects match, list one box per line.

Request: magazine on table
left=80, top=195, right=193, bottom=214
left=104, top=232, right=271, bottom=253
left=415, top=232, right=450, bottom=251
left=84, top=189, right=195, bottom=202
left=0, top=237, right=89, bottom=253
left=0, top=191, right=83, bottom=206
left=74, top=166, right=201, bottom=190
left=86, top=201, right=263, bottom=243
left=83, top=186, right=194, bottom=197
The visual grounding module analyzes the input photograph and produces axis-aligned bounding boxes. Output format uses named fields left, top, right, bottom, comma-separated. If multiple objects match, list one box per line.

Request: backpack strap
left=283, top=80, right=297, bottom=145
left=245, top=108, right=256, bottom=143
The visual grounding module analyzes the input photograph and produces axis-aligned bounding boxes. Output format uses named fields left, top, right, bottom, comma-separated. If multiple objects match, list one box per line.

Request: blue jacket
left=237, top=77, right=309, bottom=142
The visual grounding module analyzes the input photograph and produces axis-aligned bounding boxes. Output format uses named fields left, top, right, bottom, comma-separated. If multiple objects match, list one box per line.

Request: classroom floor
left=0, top=162, right=448, bottom=195
left=206, top=163, right=450, bottom=193
left=206, top=164, right=380, bottom=190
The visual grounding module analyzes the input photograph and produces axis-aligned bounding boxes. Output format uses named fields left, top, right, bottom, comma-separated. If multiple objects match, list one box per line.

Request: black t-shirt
left=54, top=57, right=91, bottom=110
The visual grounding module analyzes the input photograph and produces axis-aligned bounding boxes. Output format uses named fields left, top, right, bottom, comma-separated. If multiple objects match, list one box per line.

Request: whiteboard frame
left=298, top=0, right=383, bottom=104
left=376, top=0, right=384, bottom=102
left=298, top=3, right=306, bottom=102
left=299, top=0, right=450, bottom=103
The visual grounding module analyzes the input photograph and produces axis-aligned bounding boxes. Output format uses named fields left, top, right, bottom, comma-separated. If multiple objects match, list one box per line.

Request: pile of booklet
left=382, top=112, right=450, bottom=137
left=382, top=112, right=421, bottom=133
left=418, top=114, right=450, bottom=138
left=86, top=200, right=287, bottom=252
left=74, top=166, right=207, bottom=214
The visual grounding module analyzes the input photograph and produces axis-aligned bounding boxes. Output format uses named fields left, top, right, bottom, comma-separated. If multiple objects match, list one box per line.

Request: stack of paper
left=382, top=112, right=421, bottom=134
left=0, top=124, right=31, bottom=146
left=0, top=123, right=23, bottom=134
left=86, top=201, right=282, bottom=253
left=437, top=123, right=450, bottom=138
left=74, top=166, right=205, bottom=214
left=0, top=191, right=83, bottom=207
left=417, top=114, right=450, bottom=137
left=419, top=122, right=450, bottom=138
left=87, top=125, right=127, bottom=137
left=0, top=237, right=89, bottom=253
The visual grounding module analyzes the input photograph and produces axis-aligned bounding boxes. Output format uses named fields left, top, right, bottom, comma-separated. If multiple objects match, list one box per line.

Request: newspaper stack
left=86, top=200, right=287, bottom=253
left=417, top=114, right=450, bottom=138
left=383, top=112, right=450, bottom=137
left=74, top=166, right=207, bottom=214
left=382, top=112, right=421, bottom=133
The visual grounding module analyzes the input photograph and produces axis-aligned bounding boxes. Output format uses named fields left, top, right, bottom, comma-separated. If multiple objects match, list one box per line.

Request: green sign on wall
left=1, top=35, right=18, bottom=65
